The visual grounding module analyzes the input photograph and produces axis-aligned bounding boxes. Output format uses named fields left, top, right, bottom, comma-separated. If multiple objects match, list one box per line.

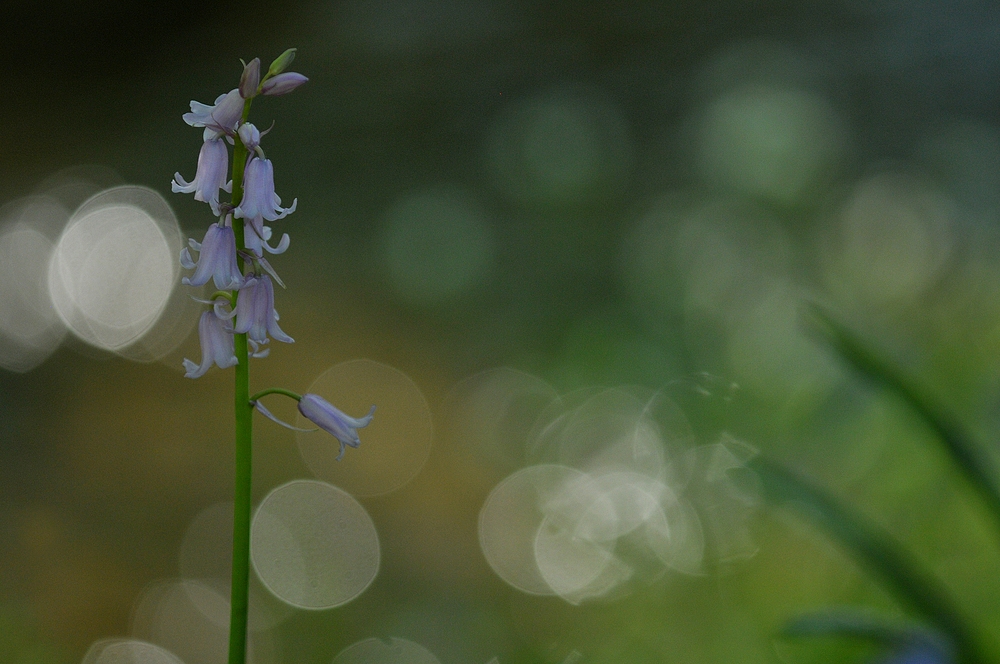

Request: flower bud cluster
left=174, top=52, right=307, bottom=379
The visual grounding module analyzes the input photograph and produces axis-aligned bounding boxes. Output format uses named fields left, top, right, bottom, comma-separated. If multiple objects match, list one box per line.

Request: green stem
left=249, top=387, right=303, bottom=403
left=228, top=97, right=254, bottom=664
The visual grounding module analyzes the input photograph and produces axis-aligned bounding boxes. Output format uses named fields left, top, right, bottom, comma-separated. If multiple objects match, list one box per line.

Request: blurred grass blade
left=748, top=456, right=987, bottom=664
left=784, top=608, right=951, bottom=651
left=804, top=305, right=1000, bottom=531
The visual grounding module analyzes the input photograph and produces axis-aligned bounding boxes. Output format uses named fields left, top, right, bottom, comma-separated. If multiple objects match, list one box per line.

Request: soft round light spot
left=550, top=388, right=669, bottom=478
left=178, top=502, right=292, bottom=630
left=533, top=514, right=619, bottom=604
left=485, top=87, right=633, bottom=208
left=0, top=203, right=68, bottom=372
left=478, top=464, right=589, bottom=595
left=697, top=86, right=844, bottom=206
left=130, top=579, right=278, bottom=664
left=82, top=639, right=184, bottom=664
left=332, top=637, right=441, bottom=664
left=250, top=480, right=379, bottom=609
left=47, top=186, right=185, bottom=356
left=296, top=359, right=433, bottom=496
left=441, top=367, right=558, bottom=472
left=380, top=186, right=495, bottom=306
left=823, top=172, right=955, bottom=303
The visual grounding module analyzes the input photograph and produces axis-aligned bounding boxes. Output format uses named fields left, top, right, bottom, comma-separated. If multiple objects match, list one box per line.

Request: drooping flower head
left=183, top=310, right=238, bottom=378
left=298, top=395, right=375, bottom=460
left=183, top=88, right=244, bottom=141
left=233, top=274, right=293, bottom=345
left=234, top=156, right=297, bottom=224
left=180, top=221, right=244, bottom=290
left=172, top=137, right=232, bottom=215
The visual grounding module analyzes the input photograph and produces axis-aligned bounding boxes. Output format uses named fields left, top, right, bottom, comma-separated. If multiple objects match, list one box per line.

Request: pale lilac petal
left=183, top=310, right=238, bottom=378
left=298, top=395, right=375, bottom=460
left=181, top=223, right=244, bottom=290
left=172, top=138, right=230, bottom=215
left=233, top=158, right=296, bottom=222
left=183, top=89, right=243, bottom=139
left=252, top=400, right=316, bottom=431
left=233, top=275, right=291, bottom=345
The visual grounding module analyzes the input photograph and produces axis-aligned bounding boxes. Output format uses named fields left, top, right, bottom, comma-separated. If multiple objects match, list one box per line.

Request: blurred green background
left=3, top=0, right=1000, bottom=662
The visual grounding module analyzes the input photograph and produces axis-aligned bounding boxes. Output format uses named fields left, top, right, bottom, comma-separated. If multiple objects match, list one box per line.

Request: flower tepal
left=234, top=275, right=293, bottom=345
left=183, top=310, right=238, bottom=378
left=172, top=137, right=232, bottom=215
left=298, top=394, right=376, bottom=460
left=235, top=157, right=297, bottom=223
left=183, top=88, right=244, bottom=141
left=180, top=221, right=244, bottom=290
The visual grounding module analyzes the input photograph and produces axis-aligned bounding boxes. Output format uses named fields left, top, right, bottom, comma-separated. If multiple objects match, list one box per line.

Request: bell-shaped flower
left=183, top=310, right=238, bottom=378
left=233, top=275, right=293, bottom=345
left=299, top=395, right=375, bottom=460
left=261, top=72, right=308, bottom=97
left=183, top=88, right=244, bottom=141
left=172, top=137, right=232, bottom=215
left=234, top=157, right=297, bottom=223
left=244, top=218, right=290, bottom=257
left=180, top=222, right=244, bottom=290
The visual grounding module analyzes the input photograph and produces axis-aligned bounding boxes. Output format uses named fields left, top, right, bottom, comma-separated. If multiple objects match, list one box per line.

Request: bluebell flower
left=299, top=395, right=375, bottom=460
left=183, top=310, right=238, bottom=378
left=183, top=88, right=244, bottom=141
left=180, top=221, right=244, bottom=290
left=233, top=275, right=293, bottom=345
left=172, top=137, right=232, bottom=215
left=234, top=156, right=297, bottom=225
left=252, top=395, right=376, bottom=460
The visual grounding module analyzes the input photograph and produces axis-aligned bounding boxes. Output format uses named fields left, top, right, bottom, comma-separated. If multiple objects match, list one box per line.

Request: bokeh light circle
left=250, top=480, right=380, bottom=609
left=47, top=186, right=186, bottom=357
left=0, top=197, right=69, bottom=372
left=333, top=638, right=440, bottom=664
left=478, top=464, right=589, bottom=595
left=296, top=359, right=433, bottom=496
left=178, top=502, right=293, bottom=629
left=82, top=639, right=184, bottom=664
left=441, top=367, right=559, bottom=474
left=332, top=637, right=442, bottom=664
left=130, top=579, right=279, bottom=664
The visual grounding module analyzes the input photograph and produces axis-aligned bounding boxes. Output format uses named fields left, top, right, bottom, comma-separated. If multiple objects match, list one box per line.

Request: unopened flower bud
left=238, top=122, right=261, bottom=152
left=261, top=72, right=308, bottom=97
left=240, top=58, right=261, bottom=99
left=267, top=48, right=296, bottom=77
